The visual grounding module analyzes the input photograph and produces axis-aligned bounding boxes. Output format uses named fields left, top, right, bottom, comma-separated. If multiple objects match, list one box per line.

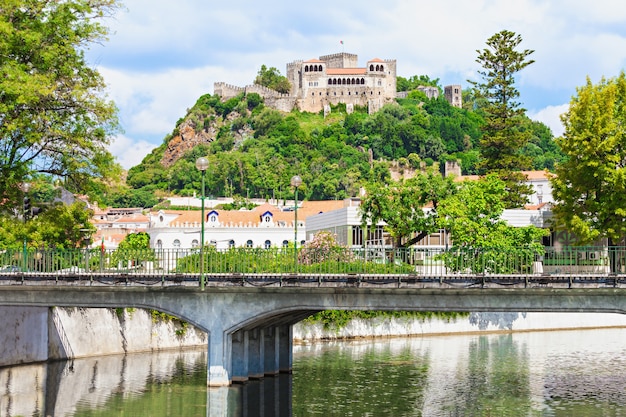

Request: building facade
left=214, top=52, right=462, bottom=114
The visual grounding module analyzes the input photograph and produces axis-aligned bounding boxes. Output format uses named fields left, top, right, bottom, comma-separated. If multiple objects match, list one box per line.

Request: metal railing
left=0, top=246, right=625, bottom=286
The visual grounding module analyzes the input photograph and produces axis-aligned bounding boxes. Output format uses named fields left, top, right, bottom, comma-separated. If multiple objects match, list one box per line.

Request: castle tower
left=319, top=52, right=358, bottom=69
left=445, top=85, right=463, bottom=108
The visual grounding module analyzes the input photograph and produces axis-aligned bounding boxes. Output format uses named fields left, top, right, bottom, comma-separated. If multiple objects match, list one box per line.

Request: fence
left=2, top=246, right=626, bottom=279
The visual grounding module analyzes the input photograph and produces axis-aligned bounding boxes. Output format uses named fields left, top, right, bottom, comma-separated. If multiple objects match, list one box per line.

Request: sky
left=86, top=0, right=626, bottom=169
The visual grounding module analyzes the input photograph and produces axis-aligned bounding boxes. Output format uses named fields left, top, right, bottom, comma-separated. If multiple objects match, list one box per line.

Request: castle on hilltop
left=214, top=52, right=462, bottom=114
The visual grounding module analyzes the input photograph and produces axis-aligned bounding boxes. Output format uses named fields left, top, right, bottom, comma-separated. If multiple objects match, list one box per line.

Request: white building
left=147, top=201, right=346, bottom=250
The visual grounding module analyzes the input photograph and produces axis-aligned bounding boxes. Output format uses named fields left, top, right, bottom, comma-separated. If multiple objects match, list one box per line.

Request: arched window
left=229, top=239, right=235, bottom=248
left=369, top=64, right=374, bottom=71
left=351, top=78, right=356, bottom=85
left=173, top=239, right=181, bottom=248
left=246, top=240, right=253, bottom=248
left=282, top=240, right=289, bottom=248
left=328, top=79, right=332, bottom=85
left=191, top=239, right=199, bottom=248
left=157, top=240, right=163, bottom=249
left=380, top=65, right=384, bottom=71
left=264, top=240, right=271, bottom=249
left=209, top=214, right=217, bottom=222
left=342, top=78, right=346, bottom=85
left=305, top=65, right=309, bottom=72
left=361, top=78, right=365, bottom=84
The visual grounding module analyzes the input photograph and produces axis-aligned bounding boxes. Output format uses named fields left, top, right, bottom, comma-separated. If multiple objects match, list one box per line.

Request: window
left=157, top=240, right=163, bottom=249
left=191, top=239, right=199, bottom=248
left=246, top=240, right=253, bottom=248
left=173, top=239, right=181, bottom=248
left=209, top=214, right=217, bottom=222
left=264, top=240, right=271, bottom=249
left=282, top=240, right=289, bottom=248
left=229, top=239, right=235, bottom=248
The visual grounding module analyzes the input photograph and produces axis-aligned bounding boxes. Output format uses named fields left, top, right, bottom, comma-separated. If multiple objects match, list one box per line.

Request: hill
left=117, top=89, right=562, bottom=206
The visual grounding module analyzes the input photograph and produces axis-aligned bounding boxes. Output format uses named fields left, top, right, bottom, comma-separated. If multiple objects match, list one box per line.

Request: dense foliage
left=552, top=72, right=626, bottom=246
left=0, top=0, right=122, bottom=213
left=360, top=169, right=457, bottom=247
left=254, top=65, right=291, bottom=94
left=126, top=86, right=560, bottom=204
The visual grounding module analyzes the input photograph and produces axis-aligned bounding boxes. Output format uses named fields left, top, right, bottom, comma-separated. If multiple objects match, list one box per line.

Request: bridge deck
left=1, top=272, right=624, bottom=289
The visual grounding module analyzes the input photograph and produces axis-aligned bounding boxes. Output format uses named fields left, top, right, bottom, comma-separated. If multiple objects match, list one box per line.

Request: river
left=2, top=328, right=626, bottom=416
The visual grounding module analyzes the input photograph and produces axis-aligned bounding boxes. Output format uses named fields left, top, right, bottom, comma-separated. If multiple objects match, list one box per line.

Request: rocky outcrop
left=161, top=119, right=218, bottom=167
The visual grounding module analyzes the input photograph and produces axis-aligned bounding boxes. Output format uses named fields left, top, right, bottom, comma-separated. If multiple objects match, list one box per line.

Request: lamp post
left=290, top=175, right=302, bottom=270
left=196, top=157, right=209, bottom=290
left=20, top=182, right=31, bottom=272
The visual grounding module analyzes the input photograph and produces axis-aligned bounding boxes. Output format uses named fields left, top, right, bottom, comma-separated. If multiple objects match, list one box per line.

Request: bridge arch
left=2, top=284, right=626, bottom=386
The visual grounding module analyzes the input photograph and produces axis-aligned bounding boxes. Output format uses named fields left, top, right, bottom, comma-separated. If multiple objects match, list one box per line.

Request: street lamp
left=290, top=175, right=302, bottom=270
left=20, top=182, right=31, bottom=272
left=196, top=157, right=209, bottom=290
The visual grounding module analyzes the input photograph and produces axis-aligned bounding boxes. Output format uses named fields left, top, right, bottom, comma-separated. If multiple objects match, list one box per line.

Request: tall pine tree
left=469, top=30, right=535, bottom=208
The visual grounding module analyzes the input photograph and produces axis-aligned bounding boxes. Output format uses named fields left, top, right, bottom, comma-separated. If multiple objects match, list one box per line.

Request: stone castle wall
left=215, top=52, right=460, bottom=113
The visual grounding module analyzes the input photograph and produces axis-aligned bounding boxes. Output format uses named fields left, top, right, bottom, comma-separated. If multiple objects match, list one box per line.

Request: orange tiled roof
left=153, top=200, right=347, bottom=226
left=326, top=68, right=367, bottom=75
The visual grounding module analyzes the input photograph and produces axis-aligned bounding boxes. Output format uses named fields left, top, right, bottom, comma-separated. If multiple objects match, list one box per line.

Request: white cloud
left=109, top=134, right=156, bottom=170
left=528, top=104, right=569, bottom=137
left=87, top=0, right=626, bottom=170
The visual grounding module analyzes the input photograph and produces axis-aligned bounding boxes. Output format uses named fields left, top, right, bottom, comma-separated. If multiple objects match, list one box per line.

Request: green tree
left=437, top=174, right=546, bottom=273
left=552, top=72, right=626, bottom=247
left=254, top=65, right=291, bottom=94
left=360, top=170, right=457, bottom=248
left=438, top=174, right=544, bottom=249
left=469, top=30, right=535, bottom=207
left=25, top=201, right=95, bottom=249
left=111, top=232, right=155, bottom=270
left=0, top=0, right=122, bottom=210
left=117, top=232, right=150, bottom=251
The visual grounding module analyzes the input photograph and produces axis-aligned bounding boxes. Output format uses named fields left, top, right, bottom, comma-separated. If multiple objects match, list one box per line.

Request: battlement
left=214, top=52, right=459, bottom=114
left=214, top=82, right=291, bottom=100
left=319, top=52, right=359, bottom=69
left=287, top=60, right=303, bottom=69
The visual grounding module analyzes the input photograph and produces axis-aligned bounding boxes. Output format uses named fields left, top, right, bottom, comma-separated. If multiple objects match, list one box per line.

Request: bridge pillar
left=263, top=326, right=279, bottom=375
left=208, top=328, right=231, bottom=387
left=278, top=324, right=293, bottom=373
left=231, top=330, right=249, bottom=383
left=248, top=328, right=265, bottom=379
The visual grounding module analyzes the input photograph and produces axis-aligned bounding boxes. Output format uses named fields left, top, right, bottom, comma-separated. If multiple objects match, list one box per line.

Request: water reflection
left=0, top=349, right=210, bottom=417
left=2, top=328, right=626, bottom=416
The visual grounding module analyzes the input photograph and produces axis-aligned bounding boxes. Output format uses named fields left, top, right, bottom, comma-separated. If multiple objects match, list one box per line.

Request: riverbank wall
left=292, top=312, right=626, bottom=343
left=0, top=306, right=207, bottom=367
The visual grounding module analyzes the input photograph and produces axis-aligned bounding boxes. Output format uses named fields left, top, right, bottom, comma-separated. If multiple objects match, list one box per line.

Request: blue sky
left=86, top=0, right=626, bottom=169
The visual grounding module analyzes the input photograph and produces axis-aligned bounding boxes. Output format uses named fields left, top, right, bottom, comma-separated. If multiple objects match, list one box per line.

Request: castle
left=214, top=52, right=462, bottom=114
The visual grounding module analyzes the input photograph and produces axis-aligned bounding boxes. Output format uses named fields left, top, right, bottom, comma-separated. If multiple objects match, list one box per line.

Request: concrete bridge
left=1, top=277, right=626, bottom=386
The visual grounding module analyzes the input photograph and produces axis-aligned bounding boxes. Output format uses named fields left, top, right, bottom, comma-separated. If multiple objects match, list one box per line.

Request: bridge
left=1, top=246, right=626, bottom=386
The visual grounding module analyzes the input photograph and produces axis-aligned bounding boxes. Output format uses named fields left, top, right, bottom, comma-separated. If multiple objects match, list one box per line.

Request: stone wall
left=0, top=306, right=207, bottom=366
left=293, top=312, right=626, bottom=342
left=0, top=306, right=48, bottom=366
